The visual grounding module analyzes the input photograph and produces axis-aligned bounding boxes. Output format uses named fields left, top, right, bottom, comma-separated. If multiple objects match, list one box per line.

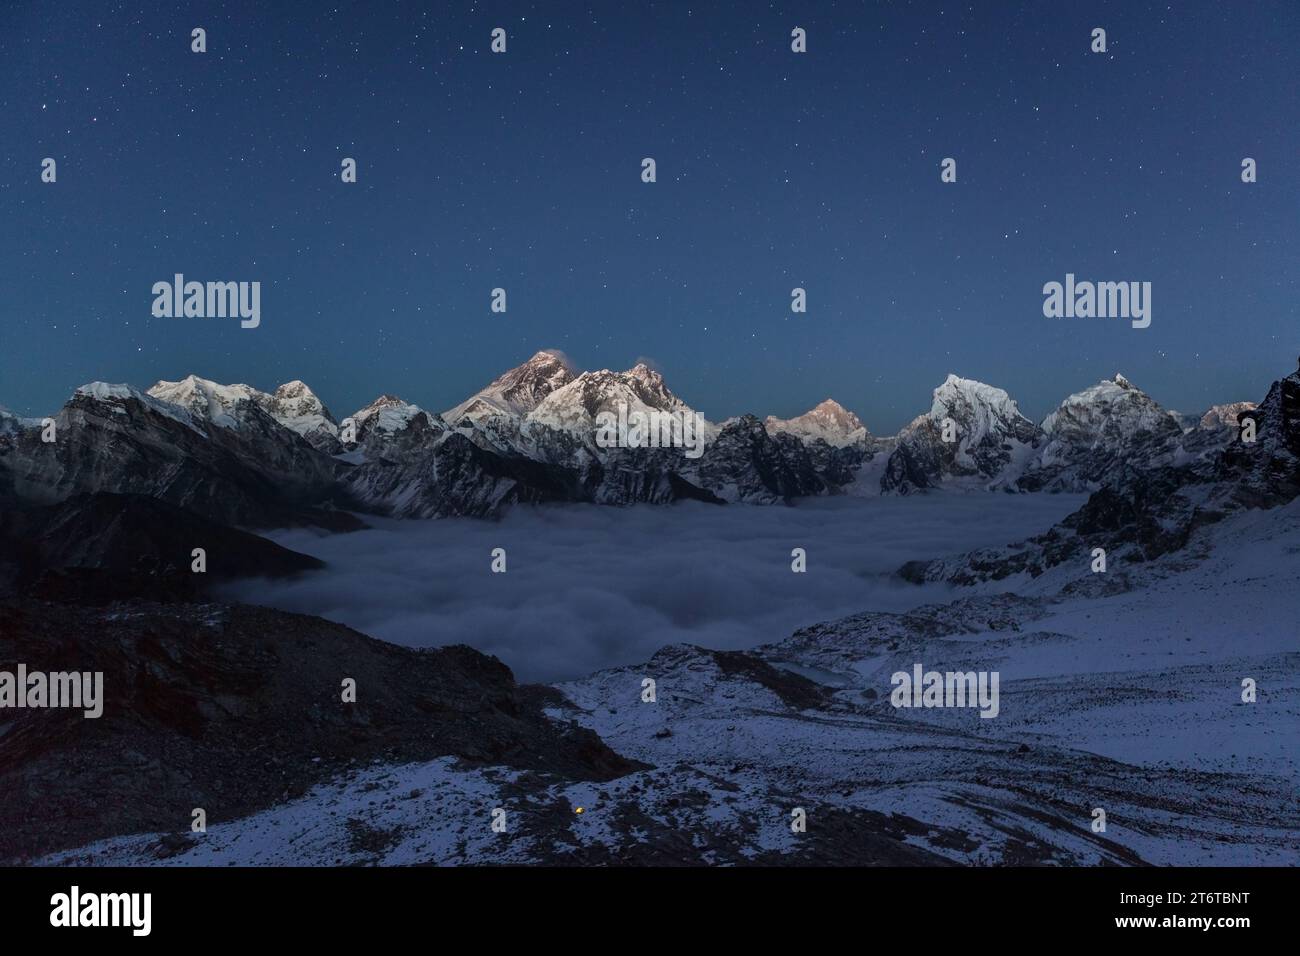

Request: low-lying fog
left=223, top=494, right=1086, bottom=682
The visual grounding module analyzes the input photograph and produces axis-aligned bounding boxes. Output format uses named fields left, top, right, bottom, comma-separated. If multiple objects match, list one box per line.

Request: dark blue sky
left=2, top=1, right=1296, bottom=432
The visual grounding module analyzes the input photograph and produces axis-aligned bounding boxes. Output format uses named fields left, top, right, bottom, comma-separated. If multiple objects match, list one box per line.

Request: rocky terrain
left=0, top=599, right=635, bottom=863
left=21, top=491, right=1298, bottom=867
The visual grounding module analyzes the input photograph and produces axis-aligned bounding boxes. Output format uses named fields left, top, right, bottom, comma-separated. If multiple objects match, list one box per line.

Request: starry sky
left=2, top=1, right=1297, bottom=432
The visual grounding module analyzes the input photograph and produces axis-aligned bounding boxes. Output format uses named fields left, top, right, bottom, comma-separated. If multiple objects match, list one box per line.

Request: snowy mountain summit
left=1017, top=373, right=1182, bottom=492
left=444, top=350, right=575, bottom=428
left=148, top=374, right=343, bottom=452
left=1, top=351, right=1270, bottom=519
left=526, top=363, right=698, bottom=436
left=261, top=380, right=341, bottom=451
left=147, top=375, right=264, bottom=429
left=881, top=374, right=1042, bottom=493
left=766, top=399, right=870, bottom=448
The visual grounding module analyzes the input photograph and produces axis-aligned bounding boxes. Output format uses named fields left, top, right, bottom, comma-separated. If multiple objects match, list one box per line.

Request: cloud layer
left=223, top=495, right=1085, bottom=682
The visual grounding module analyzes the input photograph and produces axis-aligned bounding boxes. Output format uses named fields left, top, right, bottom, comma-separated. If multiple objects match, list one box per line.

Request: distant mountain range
left=903, top=355, right=1300, bottom=587
left=0, top=350, right=1260, bottom=529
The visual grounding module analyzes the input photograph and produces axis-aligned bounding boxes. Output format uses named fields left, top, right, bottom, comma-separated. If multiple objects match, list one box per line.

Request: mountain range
left=2, top=354, right=1297, bottom=865
left=0, top=351, right=1259, bottom=530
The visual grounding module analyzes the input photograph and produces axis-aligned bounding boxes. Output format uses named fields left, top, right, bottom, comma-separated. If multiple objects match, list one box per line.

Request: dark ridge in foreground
left=0, top=493, right=328, bottom=603
left=0, top=600, right=639, bottom=862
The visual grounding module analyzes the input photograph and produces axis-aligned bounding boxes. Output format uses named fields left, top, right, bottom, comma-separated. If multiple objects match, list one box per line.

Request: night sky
left=2, top=1, right=1296, bottom=432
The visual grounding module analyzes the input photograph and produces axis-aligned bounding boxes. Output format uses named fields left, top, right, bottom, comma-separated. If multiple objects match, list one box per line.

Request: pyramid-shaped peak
left=274, top=379, right=317, bottom=397
left=934, top=374, right=1014, bottom=402
left=627, top=361, right=662, bottom=377
left=446, top=350, right=578, bottom=423
left=928, top=375, right=1032, bottom=430
left=813, top=398, right=849, bottom=414
left=936, top=373, right=1011, bottom=398
left=526, top=349, right=574, bottom=369
left=765, top=398, right=869, bottom=447
left=800, top=398, right=863, bottom=426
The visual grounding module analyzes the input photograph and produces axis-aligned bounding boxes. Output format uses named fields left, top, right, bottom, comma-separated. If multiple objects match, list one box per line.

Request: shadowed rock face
left=533, top=414, right=859, bottom=506
left=0, top=387, right=354, bottom=530
left=881, top=376, right=1044, bottom=495
left=0, top=599, right=641, bottom=862
left=0, top=493, right=335, bottom=605
left=1016, top=375, right=1184, bottom=493
left=343, top=430, right=583, bottom=518
left=1217, top=359, right=1300, bottom=505
left=438, top=355, right=867, bottom=505
left=683, top=415, right=831, bottom=503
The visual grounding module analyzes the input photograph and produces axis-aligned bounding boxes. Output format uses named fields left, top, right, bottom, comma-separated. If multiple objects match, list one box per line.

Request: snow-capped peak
left=78, top=381, right=151, bottom=402
left=523, top=364, right=711, bottom=446
left=929, top=375, right=1033, bottom=430
left=262, top=380, right=340, bottom=447
left=443, top=349, right=577, bottom=427
left=264, top=380, right=332, bottom=420
left=1199, top=401, right=1257, bottom=430
left=1040, top=375, right=1169, bottom=439
left=273, top=379, right=317, bottom=401
left=147, top=374, right=265, bottom=428
left=75, top=381, right=206, bottom=432
left=765, top=399, right=870, bottom=447
left=880, top=374, right=1043, bottom=493
left=626, top=362, right=660, bottom=382
left=350, top=394, right=428, bottom=436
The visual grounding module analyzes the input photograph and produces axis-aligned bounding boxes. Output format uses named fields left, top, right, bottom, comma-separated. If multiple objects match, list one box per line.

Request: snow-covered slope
left=73, top=382, right=199, bottom=429
left=149, top=375, right=343, bottom=452
left=39, top=498, right=1300, bottom=867
left=348, top=394, right=442, bottom=443
left=522, top=363, right=710, bottom=457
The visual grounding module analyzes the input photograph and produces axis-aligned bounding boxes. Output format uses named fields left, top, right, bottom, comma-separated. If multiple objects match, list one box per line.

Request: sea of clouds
left=223, top=494, right=1086, bottom=682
